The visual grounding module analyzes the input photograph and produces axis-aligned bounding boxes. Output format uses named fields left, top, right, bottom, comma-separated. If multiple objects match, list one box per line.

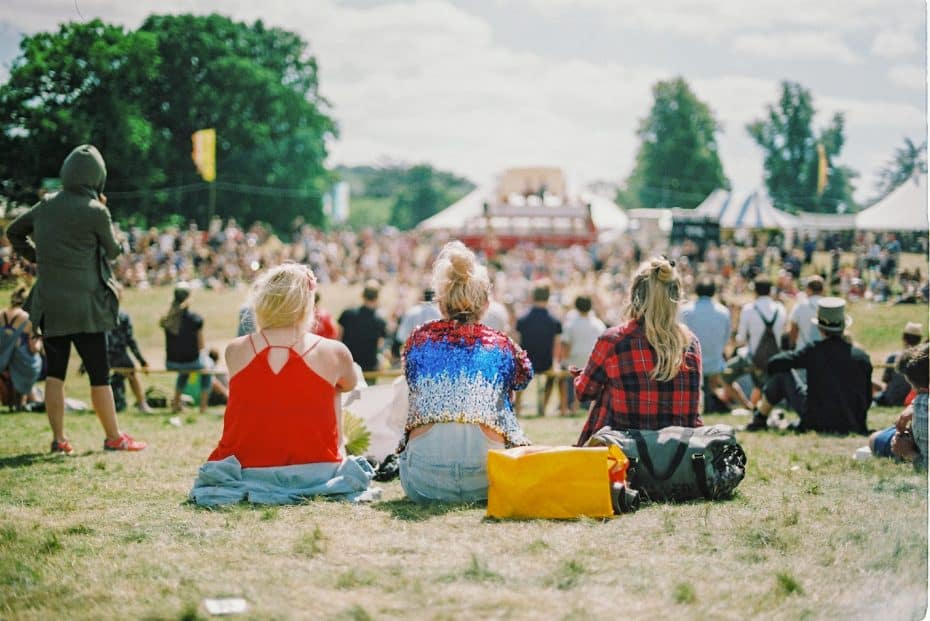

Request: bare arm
left=197, top=329, right=205, bottom=353
left=24, top=320, right=40, bottom=354
left=335, top=345, right=358, bottom=393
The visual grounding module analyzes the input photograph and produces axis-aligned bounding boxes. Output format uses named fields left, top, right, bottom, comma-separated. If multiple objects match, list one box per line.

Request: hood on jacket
left=60, top=145, right=107, bottom=197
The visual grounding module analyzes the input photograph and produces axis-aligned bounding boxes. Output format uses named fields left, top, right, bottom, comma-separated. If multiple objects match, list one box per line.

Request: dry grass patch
left=0, top=287, right=926, bottom=619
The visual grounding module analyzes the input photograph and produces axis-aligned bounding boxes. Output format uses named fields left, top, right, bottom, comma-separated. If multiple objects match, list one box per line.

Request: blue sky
left=1, top=0, right=926, bottom=204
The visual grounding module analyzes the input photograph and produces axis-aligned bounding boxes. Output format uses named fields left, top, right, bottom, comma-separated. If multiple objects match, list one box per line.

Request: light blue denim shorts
left=399, top=423, right=505, bottom=503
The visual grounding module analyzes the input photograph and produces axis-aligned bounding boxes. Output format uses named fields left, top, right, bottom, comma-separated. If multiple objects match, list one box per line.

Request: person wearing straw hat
left=874, top=321, right=924, bottom=407
left=746, top=297, right=872, bottom=434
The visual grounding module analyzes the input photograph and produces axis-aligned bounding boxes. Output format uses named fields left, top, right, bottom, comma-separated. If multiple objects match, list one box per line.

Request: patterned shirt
left=575, top=320, right=703, bottom=446
left=402, top=320, right=533, bottom=449
left=912, top=391, right=928, bottom=470
left=106, top=310, right=147, bottom=368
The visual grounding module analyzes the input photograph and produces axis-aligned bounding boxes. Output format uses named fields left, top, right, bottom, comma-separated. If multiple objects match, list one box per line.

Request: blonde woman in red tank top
left=207, top=264, right=359, bottom=468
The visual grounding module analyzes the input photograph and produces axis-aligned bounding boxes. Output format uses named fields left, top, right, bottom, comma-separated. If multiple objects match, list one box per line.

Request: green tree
left=0, top=14, right=336, bottom=231
left=747, top=81, right=858, bottom=213
left=620, top=77, right=728, bottom=210
left=0, top=20, right=163, bottom=206
left=872, top=137, right=927, bottom=203
left=390, top=165, right=441, bottom=230
left=138, top=13, right=336, bottom=230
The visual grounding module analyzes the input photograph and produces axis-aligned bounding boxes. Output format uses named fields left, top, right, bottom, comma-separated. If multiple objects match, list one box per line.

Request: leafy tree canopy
left=747, top=81, right=858, bottom=213
left=0, top=14, right=336, bottom=232
left=620, top=77, right=728, bottom=210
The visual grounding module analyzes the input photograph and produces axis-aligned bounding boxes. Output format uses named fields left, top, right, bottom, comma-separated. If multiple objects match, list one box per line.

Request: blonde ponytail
left=626, top=257, right=690, bottom=381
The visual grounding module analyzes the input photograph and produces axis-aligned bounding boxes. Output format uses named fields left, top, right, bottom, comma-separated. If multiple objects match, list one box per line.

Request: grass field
left=0, top=282, right=928, bottom=620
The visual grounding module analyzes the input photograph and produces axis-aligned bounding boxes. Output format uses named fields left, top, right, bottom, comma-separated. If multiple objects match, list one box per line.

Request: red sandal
left=103, top=433, right=147, bottom=452
left=50, top=439, right=75, bottom=455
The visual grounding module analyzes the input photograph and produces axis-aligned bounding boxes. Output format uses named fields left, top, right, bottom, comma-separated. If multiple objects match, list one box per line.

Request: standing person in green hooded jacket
left=6, top=145, right=146, bottom=454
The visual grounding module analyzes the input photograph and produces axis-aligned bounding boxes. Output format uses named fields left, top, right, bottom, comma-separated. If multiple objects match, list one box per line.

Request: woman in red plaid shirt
left=574, top=257, right=703, bottom=445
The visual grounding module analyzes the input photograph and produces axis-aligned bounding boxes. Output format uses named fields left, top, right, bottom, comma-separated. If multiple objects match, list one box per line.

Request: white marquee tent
left=417, top=187, right=487, bottom=230
left=855, top=173, right=928, bottom=232
left=694, top=189, right=801, bottom=229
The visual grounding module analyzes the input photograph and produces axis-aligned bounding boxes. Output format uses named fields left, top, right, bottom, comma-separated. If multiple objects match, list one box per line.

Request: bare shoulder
left=225, top=335, right=256, bottom=375
left=315, top=337, right=352, bottom=362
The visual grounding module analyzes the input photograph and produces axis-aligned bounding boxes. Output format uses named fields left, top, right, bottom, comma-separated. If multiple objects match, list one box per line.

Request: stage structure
left=418, top=167, right=628, bottom=253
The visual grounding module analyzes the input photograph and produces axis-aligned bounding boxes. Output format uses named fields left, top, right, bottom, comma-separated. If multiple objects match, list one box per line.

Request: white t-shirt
left=737, top=296, right=787, bottom=355
left=788, top=294, right=822, bottom=351
left=482, top=301, right=510, bottom=335
left=562, top=313, right=607, bottom=369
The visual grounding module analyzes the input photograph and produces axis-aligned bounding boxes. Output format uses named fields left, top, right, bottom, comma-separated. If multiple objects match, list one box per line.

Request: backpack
left=584, top=425, right=747, bottom=502
left=0, top=314, right=27, bottom=372
left=751, top=305, right=780, bottom=372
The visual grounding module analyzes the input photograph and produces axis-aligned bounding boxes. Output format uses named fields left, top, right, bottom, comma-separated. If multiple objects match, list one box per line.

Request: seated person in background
left=161, top=284, right=211, bottom=413
left=191, top=263, right=373, bottom=505
left=0, top=285, right=43, bottom=409
left=874, top=322, right=922, bottom=407
left=400, top=241, right=532, bottom=503
left=575, top=257, right=703, bottom=446
left=869, top=343, right=929, bottom=469
left=748, top=297, right=872, bottom=434
left=105, top=286, right=152, bottom=413
left=206, top=348, right=230, bottom=406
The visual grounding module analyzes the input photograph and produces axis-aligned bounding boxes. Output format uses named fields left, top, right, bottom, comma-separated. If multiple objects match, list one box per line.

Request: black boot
left=744, top=412, right=768, bottom=431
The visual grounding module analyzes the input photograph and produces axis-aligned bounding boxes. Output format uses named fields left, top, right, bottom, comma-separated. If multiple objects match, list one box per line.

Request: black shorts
left=44, top=332, right=110, bottom=386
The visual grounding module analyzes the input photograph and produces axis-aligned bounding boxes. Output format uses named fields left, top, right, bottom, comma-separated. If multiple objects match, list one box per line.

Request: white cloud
left=889, top=64, right=927, bottom=90
left=819, top=95, right=926, bottom=130
left=733, top=32, right=861, bottom=64
left=525, top=0, right=919, bottom=39
left=871, top=28, right=921, bottom=59
left=0, top=0, right=925, bottom=205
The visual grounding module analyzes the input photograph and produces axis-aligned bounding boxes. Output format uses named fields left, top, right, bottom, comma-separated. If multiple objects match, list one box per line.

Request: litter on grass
left=203, top=598, right=248, bottom=615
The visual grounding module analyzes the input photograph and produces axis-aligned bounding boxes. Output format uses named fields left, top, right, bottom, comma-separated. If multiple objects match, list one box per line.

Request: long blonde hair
left=249, top=263, right=317, bottom=330
left=431, top=241, right=489, bottom=323
left=626, top=257, right=691, bottom=382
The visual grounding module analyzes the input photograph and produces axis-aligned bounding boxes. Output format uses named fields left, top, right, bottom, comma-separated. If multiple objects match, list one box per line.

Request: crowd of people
left=2, top=144, right=927, bottom=507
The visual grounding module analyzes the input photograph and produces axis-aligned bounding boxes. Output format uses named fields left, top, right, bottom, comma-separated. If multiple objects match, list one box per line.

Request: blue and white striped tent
left=695, top=189, right=801, bottom=230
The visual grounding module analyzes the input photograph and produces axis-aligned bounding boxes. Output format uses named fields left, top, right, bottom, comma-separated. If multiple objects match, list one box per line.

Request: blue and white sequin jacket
left=401, top=320, right=533, bottom=449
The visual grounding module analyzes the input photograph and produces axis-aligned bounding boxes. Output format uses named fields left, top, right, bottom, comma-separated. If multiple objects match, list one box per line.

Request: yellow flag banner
left=816, top=143, right=828, bottom=196
left=192, top=128, right=216, bottom=183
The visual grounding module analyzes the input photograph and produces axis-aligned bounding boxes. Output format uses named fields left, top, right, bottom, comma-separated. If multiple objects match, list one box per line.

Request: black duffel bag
left=585, top=425, right=747, bottom=502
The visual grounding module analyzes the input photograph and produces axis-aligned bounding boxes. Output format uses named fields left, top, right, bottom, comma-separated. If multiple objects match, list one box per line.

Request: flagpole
left=208, top=181, right=216, bottom=224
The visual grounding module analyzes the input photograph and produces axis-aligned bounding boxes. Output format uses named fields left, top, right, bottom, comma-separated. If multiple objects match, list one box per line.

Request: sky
left=0, top=0, right=926, bottom=205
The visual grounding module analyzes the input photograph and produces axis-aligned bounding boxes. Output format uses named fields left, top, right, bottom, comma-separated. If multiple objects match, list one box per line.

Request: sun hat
left=811, top=297, right=852, bottom=333
left=903, top=321, right=923, bottom=337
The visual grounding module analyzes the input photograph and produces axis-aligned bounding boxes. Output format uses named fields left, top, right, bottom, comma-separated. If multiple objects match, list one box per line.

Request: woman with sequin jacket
left=399, top=241, right=533, bottom=503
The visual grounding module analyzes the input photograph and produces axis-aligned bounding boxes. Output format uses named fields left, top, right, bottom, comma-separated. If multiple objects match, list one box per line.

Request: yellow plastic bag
left=486, top=445, right=625, bottom=519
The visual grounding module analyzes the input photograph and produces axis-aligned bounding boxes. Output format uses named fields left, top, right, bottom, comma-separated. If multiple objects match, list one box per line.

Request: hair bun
left=448, top=249, right=472, bottom=282
left=654, top=260, right=674, bottom=283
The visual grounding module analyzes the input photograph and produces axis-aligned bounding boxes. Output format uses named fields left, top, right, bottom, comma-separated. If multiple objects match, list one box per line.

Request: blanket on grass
left=190, top=455, right=378, bottom=506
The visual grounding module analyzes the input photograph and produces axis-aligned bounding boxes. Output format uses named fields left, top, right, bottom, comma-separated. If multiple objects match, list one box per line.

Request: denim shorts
left=871, top=426, right=897, bottom=458
left=167, top=352, right=213, bottom=392
left=399, top=423, right=505, bottom=503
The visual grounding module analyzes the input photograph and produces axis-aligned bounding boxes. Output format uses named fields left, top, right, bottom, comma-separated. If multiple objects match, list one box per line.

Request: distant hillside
left=335, top=164, right=474, bottom=230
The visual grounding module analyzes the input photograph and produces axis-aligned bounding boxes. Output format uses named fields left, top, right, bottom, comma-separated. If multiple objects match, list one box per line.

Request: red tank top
left=207, top=333, right=340, bottom=468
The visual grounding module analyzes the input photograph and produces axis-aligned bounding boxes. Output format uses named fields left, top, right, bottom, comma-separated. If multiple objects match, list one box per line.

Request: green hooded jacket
left=6, top=145, right=121, bottom=337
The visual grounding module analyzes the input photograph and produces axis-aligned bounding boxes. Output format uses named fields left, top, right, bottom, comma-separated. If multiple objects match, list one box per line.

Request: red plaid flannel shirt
left=575, top=320, right=703, bottom=446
